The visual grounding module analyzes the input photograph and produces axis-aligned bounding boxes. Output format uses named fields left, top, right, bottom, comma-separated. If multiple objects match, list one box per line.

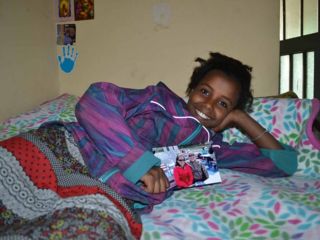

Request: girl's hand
left=140, top=167, right=170, bottom=193
left=212, top=109, right=242, bottom=132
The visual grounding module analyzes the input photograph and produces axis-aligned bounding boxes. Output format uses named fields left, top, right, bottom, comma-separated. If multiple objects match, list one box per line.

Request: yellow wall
left=0, top=0, right=59, bottom=122
left=0, top=0, right=280, bottom=122
left=60, top=0, right=280, bottom=98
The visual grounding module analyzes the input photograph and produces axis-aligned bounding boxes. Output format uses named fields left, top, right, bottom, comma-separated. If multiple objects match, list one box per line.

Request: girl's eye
left=200, top=88, right=209, bottom=96
left=218, top=101, right=228, bottom=109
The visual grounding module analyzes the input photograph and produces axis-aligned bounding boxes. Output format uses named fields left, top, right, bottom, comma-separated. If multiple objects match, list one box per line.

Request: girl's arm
left=212, top=110, right=297, bottom=177
left=232, top=110, right=283, bottom=149
left=75, top=82, right=163, bottom=185
left=214, top=109, right=283, bottom=150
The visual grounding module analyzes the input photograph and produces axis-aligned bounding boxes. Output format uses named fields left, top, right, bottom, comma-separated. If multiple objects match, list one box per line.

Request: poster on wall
left=55, top=0, right=75, bottom=22
left=74, top=0, right=94, bottom=21
left=57, top=24, right=76, bottom=45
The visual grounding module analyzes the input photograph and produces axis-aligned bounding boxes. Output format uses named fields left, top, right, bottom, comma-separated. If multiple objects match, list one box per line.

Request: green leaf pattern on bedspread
left=0, top=94, right=78, bottom=141
left=141, top=170, right=320, bottom=240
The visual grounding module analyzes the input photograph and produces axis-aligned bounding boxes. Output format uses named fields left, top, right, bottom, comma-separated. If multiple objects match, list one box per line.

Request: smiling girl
left=66, top=52, right=297, bottom=208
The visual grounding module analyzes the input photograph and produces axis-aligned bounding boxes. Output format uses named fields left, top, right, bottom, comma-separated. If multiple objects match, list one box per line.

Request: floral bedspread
left=141, top=170, right=320, bottom=240
left=0, top=94, right=78, bottom=141
left=1, top=94, right=319, bottom=240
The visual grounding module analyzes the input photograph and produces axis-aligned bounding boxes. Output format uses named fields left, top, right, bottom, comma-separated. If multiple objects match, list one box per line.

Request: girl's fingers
left=160, top=171, right=169, bottom=190
left=164, top=173, right=170, bottom=188
left=160, top=177, right=168, bottom=192
left=140, top=167, right=170, bottom=193
left=140, top=174, right=154, bottom=193
left=157, top=168, right=170, bottom=192
left=153, top=168, right=162, bottom=193
left=154, top=179, right=161, bottom=193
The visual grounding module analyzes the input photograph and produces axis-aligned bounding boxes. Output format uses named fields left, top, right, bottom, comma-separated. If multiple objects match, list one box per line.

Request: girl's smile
left=186, top=70, right=241, bottom=129
left=195, top=109, right=211, bottom=120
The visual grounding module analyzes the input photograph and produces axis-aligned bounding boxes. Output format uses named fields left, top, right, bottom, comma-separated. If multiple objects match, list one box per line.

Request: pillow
left=0, top=94, right=78, bottom=141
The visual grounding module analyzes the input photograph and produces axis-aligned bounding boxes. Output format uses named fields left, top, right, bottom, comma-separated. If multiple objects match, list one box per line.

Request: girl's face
left=187, top=70, right=241, bottom=129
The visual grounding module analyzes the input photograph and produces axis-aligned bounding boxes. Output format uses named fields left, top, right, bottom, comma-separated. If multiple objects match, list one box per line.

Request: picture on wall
left=55, top=0, right=75, bottom=22
left=57, top=24, right=76, bottom=45
left=74, top=0, right=94, bottom=21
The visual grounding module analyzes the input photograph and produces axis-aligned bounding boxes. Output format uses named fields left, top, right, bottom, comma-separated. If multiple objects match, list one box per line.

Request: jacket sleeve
left=75, top=82, right=160, bottom=184
left=213, top=134, right=298, bottom=177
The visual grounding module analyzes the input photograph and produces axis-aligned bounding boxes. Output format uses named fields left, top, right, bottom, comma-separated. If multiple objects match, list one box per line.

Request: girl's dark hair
left=186, top=52, right=253, bottom=111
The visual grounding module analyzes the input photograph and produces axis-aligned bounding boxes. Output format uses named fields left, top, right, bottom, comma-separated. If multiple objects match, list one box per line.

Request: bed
left=1, top=93, right=319, bottom=240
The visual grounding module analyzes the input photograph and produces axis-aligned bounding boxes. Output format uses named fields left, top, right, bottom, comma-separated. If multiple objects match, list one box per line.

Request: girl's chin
left=200, top=121, right=216, bottom=129
left=199, top=121, right=212, bottom=128
left=192, top=112, right=216, bottom=128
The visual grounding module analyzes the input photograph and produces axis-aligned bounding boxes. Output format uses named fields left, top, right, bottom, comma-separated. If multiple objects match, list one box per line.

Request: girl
left=65, top=52, right=297, bottom=208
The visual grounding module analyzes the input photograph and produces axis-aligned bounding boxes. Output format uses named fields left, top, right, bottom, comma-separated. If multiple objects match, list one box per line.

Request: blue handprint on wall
left=57, top=45, right=79, bottom=74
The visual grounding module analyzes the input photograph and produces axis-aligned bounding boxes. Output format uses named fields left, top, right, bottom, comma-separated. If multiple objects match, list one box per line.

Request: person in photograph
left=64, top=25, right=76, bottom=45
left=188, top=152, right=209, bottom=182
left=173, top=154, right=194, bottom=188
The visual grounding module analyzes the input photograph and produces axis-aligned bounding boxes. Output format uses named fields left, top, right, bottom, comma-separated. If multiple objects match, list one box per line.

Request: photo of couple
left=153, top=143, right=221, bottom=190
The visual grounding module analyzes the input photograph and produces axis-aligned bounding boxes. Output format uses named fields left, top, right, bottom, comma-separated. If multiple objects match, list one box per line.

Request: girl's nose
left=203, top=99, right=214, bottom=111
left=203, top=99, right=217, bottom=117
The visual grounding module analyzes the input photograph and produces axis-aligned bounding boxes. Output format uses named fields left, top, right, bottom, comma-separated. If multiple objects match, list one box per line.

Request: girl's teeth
left=196, top=109, right=210, bottom=119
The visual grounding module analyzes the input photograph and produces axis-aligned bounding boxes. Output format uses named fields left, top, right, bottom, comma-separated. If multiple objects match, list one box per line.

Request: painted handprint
left=57, top=45, right=79, bottom=73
